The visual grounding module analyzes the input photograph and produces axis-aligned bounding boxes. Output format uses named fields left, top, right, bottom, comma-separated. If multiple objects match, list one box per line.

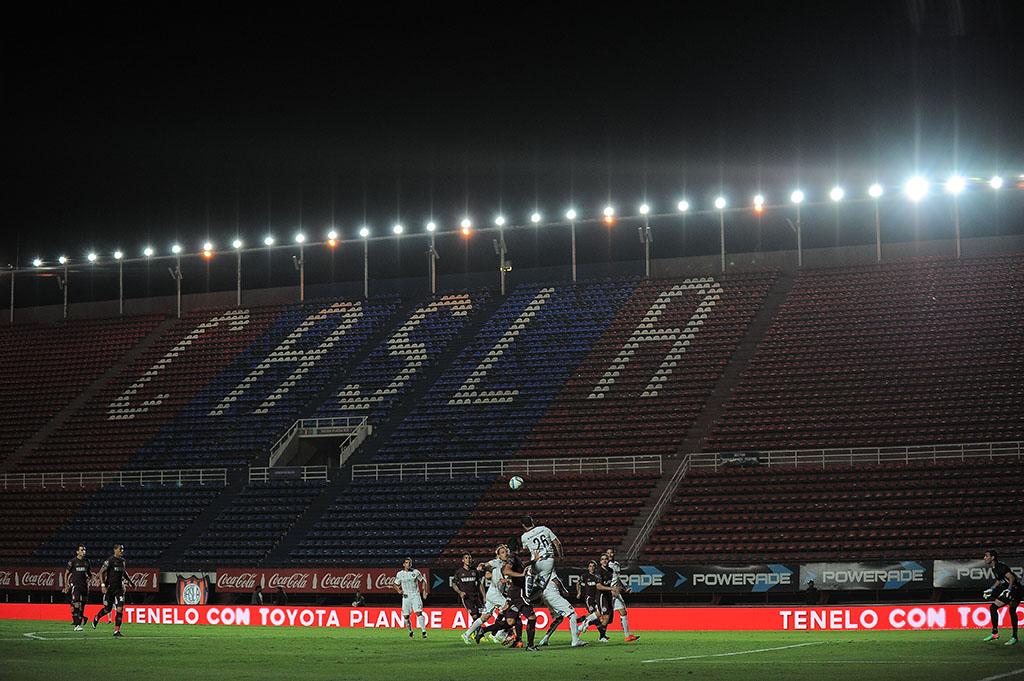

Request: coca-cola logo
left=128, top=572, right=150, bottom=588
left=267, top=572, right=311, bottom=590
left=20, top=571, right=58, bottom=587
left=0, top=571, right=12, bottom=586
left=375, top=574, right=398, bottom=589
left=217, top=573, right=258, bottom=590
left=320, top=572, right=363, bottom=591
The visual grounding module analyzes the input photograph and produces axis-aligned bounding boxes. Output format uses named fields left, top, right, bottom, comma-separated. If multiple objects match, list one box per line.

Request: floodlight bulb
left=58, top=256, right=67, bottom=265
left=171, top=244, right=182, bottom=255
left=714, top=197, right=727, bottom=210
left=904, top=176, right=929, bottom=202
left=327, top=230, right=338, bottom=241
left=294, top=233, right=306, bottom=244
left=494, top=216, right=506, bottom=227
left=530, top=212, right=541, bottom=224
left=264, top=235, right=275, bottom=246
left=868, top=183, right=884, bottom=198
left=677, top=200, right=690, bottom=212
left=990, top=176, right=1004, bottom=190
left=460, top=218, right=472, bottom=229
left=143, top=247, right=154, bottom=257
left=565, top=209, right=577, bottom=221
left=32, top=258, right=42, bottom=267
left=944, top=175, right=966, bottom=195
left=425, top=222, right=436, bottom=233
left=359, top=227, right=370, bottom=238
left=113, top=251, right=123, bottom=260
left=392, top=224, right=404, bottom=235
left=87, top=252, right=97, bottom=262
left=753, top=194, right=765, bottom=207
left=461, top=225, right=472, bottom=237
left=603, top=205, right=615, bottom=217
left=829, top=186, right=845, bottom=202
left=790, top=190, right=805, bottom=204
left=639, top=203, right=650, bottom=215
left=232, top=239, right=243, bottom=249
left=203, top=241, right=214, bottom=251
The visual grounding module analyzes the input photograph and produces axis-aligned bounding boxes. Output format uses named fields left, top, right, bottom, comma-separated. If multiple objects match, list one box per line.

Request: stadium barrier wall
left=0, top=567, right=160, bottom=592
left=1, top=603, right=1019, bottom=631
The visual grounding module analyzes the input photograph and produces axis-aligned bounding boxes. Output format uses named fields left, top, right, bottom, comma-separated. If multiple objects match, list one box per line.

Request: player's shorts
left=507, top=594, right=535, bottom=619
left=69, top=584, right=87, bottom=605
left=484, top=588, right=508, bottom=613
left=463, top=598, right=484, bottom=619
left=612, top=594, right=627, bottom=611
left=103, top=589, right=125, bottom=610
left=401, top=593, right=423, bottom=615
left=584, top=595, right=597, bottom=613
left=540, top=576, right=575, bottom=618
left=996, top=585, right=1024, bottom=605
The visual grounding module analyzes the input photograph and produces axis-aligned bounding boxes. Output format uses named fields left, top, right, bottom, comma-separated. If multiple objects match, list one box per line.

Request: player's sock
left=418, top=613, right=427, bottom=634
left=1011, top=607, right=1019, bottom=638
left=541, top=615, right=563, bottom=645
left=596, top=621, right=608, bottom=638
left=578, top=613, right=595, bottom=634
left=115, top=609, right=123, bottom=628
left=403, top=614, right=412, bottom=632
left=568, top=612, right=580, bottom=644
left=513, top=618, right=523, bottom=642
left=527, top=618, right=536, bottom=646
left=620, top=612, right=631, bottom=637
left=990, top=604, right=1000, bottom=634
left=467, top=616, right=485, bottom=635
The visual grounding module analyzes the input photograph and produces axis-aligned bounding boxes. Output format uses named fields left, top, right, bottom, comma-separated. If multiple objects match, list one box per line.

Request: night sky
left=2, top=2, right=1022, bottom=303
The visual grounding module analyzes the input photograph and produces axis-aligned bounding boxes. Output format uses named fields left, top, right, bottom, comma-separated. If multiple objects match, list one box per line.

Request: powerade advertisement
left=800, top=561, right=930, bottom=591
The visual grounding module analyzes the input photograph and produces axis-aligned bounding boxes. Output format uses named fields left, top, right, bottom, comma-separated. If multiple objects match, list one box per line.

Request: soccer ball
left=509, top=476, right=523, bottom=490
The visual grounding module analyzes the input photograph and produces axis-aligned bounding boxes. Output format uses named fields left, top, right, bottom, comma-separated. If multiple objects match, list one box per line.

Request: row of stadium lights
left=26, top=174, right=1010, bottom=270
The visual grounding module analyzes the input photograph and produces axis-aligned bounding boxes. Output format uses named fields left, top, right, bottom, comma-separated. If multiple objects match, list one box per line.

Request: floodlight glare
left=944, top=175, right=966, bottom=195
left=326, top=230, right=338, bottom=241
left=868, top=183, right=884, bottom=198
left=294, top=233, right=306, bottom=244
left=203, top=241, right=214, bottom=251
left=264, top=235, right=275, bottom=246
left=565, top=209, right=577, bottom=221
left=714, top=197, right=727, bottom=210
left=677, top=200, right=690, bottom=212
left=32, top=258, right=42, bottom=267
left=143, top=247, right=154, bottom=257
left=990, top=175, right=1004, bottom=190
left=171, top=244, right=182, bottom=255
left=830, top=186, right=845, bottom=202
left=359, top=226, right=370, bottom=238
left=58, top=256, right=67, bottom=265
left=232, top=238, right=243, bottom=249
left=603, top=205, right=615, bottom=217
left=113, top=251, right=123, bottom=260
left=530, top=212, right=542, bottom=224
left=87, top=252, right=98, bottom=262
left=904, top=176, right=929, bottom=202
left=494, top=216, right=506, bottom=227
left=425, top=222, right=436, bottom=233
left=790, top=190, right=805, bottom=204
left=753, top=194, right=765, bottom=207
left=392, top=223, right=404, bottom=234
left=639, top=203, right=650, bottom=215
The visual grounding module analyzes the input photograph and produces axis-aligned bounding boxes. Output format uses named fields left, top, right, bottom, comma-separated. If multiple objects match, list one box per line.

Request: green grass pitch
left=1, top=620, right=1023, bottom=681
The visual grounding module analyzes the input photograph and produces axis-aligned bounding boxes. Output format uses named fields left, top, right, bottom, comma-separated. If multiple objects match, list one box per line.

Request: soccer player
left=473, top=545, right=514, bottom=644
left=63, top=545, right=90, bottom=631
left=501, top=539, right=539, bottom=651
left=454, top=553, right=487, bottom=644
left=91, top=544, right=134, bottom=637
left=575, top=560, right=609, bottom=641
left=394, top=557, right=429, bottom=639
left=520, top=516, right=586, bottom=647
left=605, top=547, right=639, bottom=642
left=982, top=549, right=1021, bottom=645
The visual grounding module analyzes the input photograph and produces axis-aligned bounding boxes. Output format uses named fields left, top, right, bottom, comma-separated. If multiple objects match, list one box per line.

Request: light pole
left=493, top=216, right=508, bottom=295
left=638, top=203, right=652, bottom=278
left=426, top=222, right=437, bottom=295
left=294, top=233, right=306, bottom=301
left=714, top=197, right=727, bottom=272
left=566, top=209, right=577, bottom=282
left=170, top=244, right=183, bottom=318
left=7, top=266, right=13, bottom=324
left=790, top=190, right=805, bottom=268
left=945, top=175, right=965, bottom=259
left=232, top=239, right=243, bottom=305
left=114, top=251, right=124, bottom=315
left=58, top=255, right=69, bottom=320
left=868, top=183, right=884, bottom=263
left=359, top=226, right=370, bottom=299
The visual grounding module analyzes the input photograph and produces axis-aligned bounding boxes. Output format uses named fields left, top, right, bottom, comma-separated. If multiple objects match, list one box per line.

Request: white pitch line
left=642, top=641, right=826, bottom=664
left=976, top=668, right=1024, bottom=681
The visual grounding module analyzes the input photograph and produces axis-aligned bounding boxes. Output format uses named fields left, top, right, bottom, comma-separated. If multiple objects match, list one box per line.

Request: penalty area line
left=642, top=641, right=826, bottom=664
left=976, top=669, right=1024, bottom=681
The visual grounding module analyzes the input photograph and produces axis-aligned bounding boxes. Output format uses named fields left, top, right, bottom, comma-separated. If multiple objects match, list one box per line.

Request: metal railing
left=248, top=465, right=329, bottom=484
left=625, top=454, right=691, bottom=562
left=1, top=468, right=228, bottom=490
left=691, top=440, right=1023, bottom=470
left=351, top=455, right=662, bottom=481
left=268, top=416, right=370, bottom=467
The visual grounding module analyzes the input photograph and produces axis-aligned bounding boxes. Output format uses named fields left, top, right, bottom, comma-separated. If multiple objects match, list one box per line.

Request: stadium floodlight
left=714, top=197, right=726, bottom=210
left=990, top=175, right=1004, bottom=190
left=639, top=203, right=650, bottom=215
left=392, top=223, right=404, bottom=235
left=753, top=194, right=765, bottom=213
left=171, top=244, right=182, bottom=255
left=904, top=176, right=929, bottom=202
left=460, top=218, right=472, bottom=236
left=87, top=252, right=98, bottom=262
left=32, top=258, right=42, bottom=267
left=113, top=250, right=123, bottom=260
left=677, top=200, right=690, bottom=212
left=830, top=186, right=845, bottom=202
left=58, top=256, right=68, bottom=265
left=232, top=238, right=243, bottom=249
left=868, top=183, right=884, bottom=198
left=565, top=209, right=577, bottom=221
left=790, top=190, right=805, bottom=204
left=530, top=212, right=542, bottom=224
left=143, top=247, right=154, bottom=257
left=294, top=232, right=306, bottom=244
left=326, top=230, right=338, bottom=241
left=603, top=205, right=615, bottom=217
left=359, top=226, right=370, bottom=238
left=425, top=222, right=436, bottom=233
left=494, top=216, right=506, bottom=227
left=944, top=175, right=966, bottom=195
left=263, top=235, right=275, bottom=246
left=203, top=241, right=214, bottom=252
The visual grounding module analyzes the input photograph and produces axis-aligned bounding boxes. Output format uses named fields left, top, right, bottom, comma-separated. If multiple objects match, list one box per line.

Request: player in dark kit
left=454, top=553, right=487, bottom=644
left=501, top=541, right=539, bottom=651
left=575, top=560, right=610, bottom=641
left=982, top=549, right=1022, bottom=645
left=63, top=545, right=91, bottom=631
left=92, top=544, right=135, bottom=637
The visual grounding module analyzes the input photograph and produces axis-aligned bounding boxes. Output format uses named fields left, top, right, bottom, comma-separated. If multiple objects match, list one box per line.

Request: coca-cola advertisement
left=215, top=568, right=424, bottom=594
left=0, top=566, right=160, bottom=592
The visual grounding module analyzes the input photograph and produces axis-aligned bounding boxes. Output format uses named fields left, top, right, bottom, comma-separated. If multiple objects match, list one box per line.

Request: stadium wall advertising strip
left=1, top=603, right=1020, bottom=631
left=933, top=559, right=1024, bottom=589
left=0, top=567, right=160, bottom=592
left=799, top=561, right=931, bottom=591
left=214, top=568, right=423, bottom=594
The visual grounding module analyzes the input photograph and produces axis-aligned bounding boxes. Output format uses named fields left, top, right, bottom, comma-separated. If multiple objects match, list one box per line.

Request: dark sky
left=2, top=1, right=1022, bottom=300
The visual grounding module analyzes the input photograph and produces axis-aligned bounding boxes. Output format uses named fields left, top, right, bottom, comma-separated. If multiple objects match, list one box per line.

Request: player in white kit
left=473, top=544, right=514, bottom=644
left=605, top=548, right=639, bottom=642
left=520, top=516, right=587, bottom=647
left=394, top=557, right=429, bottom=638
